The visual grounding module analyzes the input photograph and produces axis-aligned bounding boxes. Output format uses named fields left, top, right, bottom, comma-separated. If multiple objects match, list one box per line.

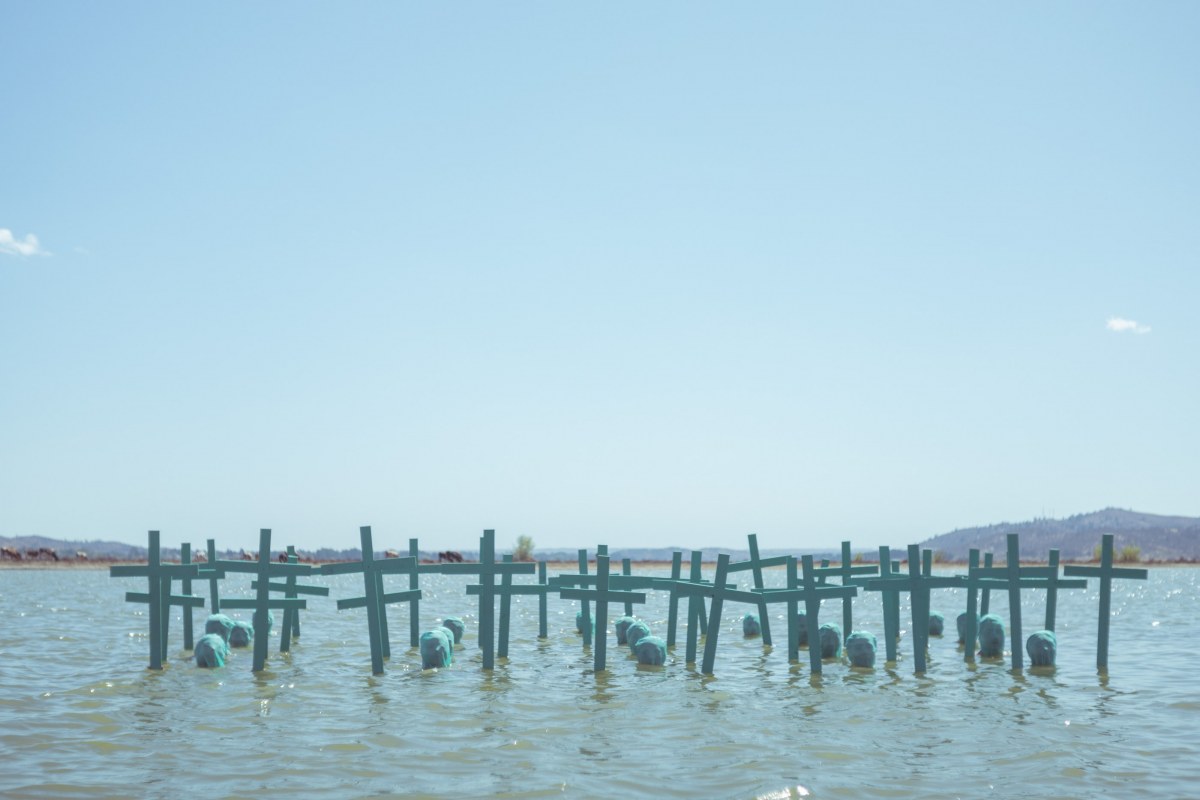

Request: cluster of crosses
left=112, top=529, right=1147, bottom=676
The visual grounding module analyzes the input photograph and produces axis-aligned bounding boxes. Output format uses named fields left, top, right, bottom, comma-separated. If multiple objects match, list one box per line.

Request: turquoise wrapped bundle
left=978, top=614, right=1005, bottom=658
left=956, top=612, right=973, bottom=644
left=929, top=612, right=945, bottom=636
left=195, top=633, right=229, bottom=668
left=229, top=620, right=255, bottom=648
left=845, top=631, right=877, bottom=668
left=742, top=613, right=761, bottom=637
left=819, top=622, right=843, bottom=658
left=575, top=611, right=594, bottom=634
left=205, top=614, right=235, bottom=643
left=441, top=617, right=465, bottom=645
left=1026, top=630, right=1057, bottom=667
left=420, top=629, right=453, bottom=669
left=634, top=635, right=667, bottom=665
left=625, top=621, right=651, bottom=651
left=614, top=616, right=637, bottom=645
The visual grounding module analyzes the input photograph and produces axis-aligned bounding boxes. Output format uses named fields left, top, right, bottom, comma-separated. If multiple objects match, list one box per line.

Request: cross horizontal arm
left=558, top=588, right=647, bottom=604
left=757, top=585, right=858, bottom=602
left=251, top=580, right=331, bottom=596
left=222, top=598, right=308, bottom=610
left=465, top=584, right=548, bottom=596
left=110, top=563, right=200, bottom=578
left=125, top=592, right=206, bottom=608
left=725, top=555, right=790, bottom=572
left=220, top=560, right=314, bottom=576
left=1063, top=565, right=1149, bottom=580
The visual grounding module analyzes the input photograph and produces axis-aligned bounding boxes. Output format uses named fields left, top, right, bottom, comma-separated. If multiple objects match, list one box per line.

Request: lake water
left=1, top=565, right=1197, bottom=799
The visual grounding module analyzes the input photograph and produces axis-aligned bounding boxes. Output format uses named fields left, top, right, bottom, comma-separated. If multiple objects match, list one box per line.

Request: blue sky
left=2, top=3, right=1197, bottom=554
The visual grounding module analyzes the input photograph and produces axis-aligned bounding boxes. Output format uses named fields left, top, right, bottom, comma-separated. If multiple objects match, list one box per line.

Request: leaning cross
left=724, top=533, right=789, bottom=646
left=1064, top=533, right=1149, bottom=671
left=110, top=530, right=203, bottom=670
left=320, top=526, right=420, bottom=675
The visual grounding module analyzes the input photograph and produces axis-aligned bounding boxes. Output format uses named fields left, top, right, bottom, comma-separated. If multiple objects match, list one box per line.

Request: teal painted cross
left=866, top=545, right=961, bottom=673
left=808, top=541, right=879, bottom=636
left=178, top=542, right=199, bottom=650
left=219, top=529, right=312, bottom=672
left=463, top=529, right=537, bottom=669
left=665, top=552, right=683, bottom=647
left=972, top=534, right=1088, bottom=670
left=110, top=530, right=203, bottom=670
left=252, top=545, right=329, bottom=654
left=724, top=533, right=789, bottom=646
left=320, top=526, right=420, bottom=675
left=1064, top=533, right=1149, bottom=671
left=980, top=552, right=995, bottom=615
left=752, top=554, right=859, bottom=671
left=874, top=546, right=904, bottom=664
left=558, top=554, right=648, bottom=671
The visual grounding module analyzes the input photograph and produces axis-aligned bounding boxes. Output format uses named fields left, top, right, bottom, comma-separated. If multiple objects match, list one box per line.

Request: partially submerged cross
left=1064, top=533, right=1149, bottom=671
left=724, top=533, right=789, bottom=646
left=659, top=550, right=710, bottom=651
left=219, top=529, right=313, bottom=672
left=971, top=534, right=1087, bottom=671
left=866, top=545, right=961, bottom=673
left=320, top=526, right=420, bottom=675
left=558, top=553, right=647, bottom=671
left=111, top=530, right=204, bottom=669
left=463, top=529, right=537, bottom=669
left=252, top=544, right=329, bottom=654
left=809, top=541, right=879, bottom=636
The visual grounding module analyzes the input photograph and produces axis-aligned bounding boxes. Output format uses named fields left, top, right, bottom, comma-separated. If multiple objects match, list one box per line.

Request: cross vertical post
left=1064, top=533, right=1149, bottom=671
left=666, top=551, right=683, bottom=647
left=408, top=538, right=421, bottom=647
left=538, top=561, right=549, bottom=639
left=558, top=554, right=648, bottom=672
left=980, top=552, right=994, bottom=615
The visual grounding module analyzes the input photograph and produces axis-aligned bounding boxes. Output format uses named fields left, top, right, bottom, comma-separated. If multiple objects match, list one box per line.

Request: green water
left=1, top=567, right=1197, bottom=799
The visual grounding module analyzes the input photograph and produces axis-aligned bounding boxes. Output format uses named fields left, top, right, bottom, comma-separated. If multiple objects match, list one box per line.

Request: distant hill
left=919, top=508, right=1200, bottom=562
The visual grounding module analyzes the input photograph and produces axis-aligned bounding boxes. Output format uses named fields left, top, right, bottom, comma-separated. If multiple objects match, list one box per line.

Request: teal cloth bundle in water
left=845, top=631, right=877, bottom=668
left=742, top=613, right=761, bottom=637
left=978, top=614, right=1005, bottom=657
left=795, top=613, right=808, bottom=646
left=634, top=635, right=667, bottom=665
left=1026, top=630, right=1057, bottom=666
left=819, top=622, right=843, bottom=658
left=575, top=611, right=594, bottom=634
left=625, top=621, right=651, bottom=652
left=205, top=614, right=235, bottom=644
left=614, top=616, right=637, bottom=645
left=441, top=617, right=465, bottom=644
left=195, top=633, right=228, bottom=668
left=229, top=620, right=254, bottom=648
left=957, top=612, right=974, bottom=644
left=420, top=629, right=453, bottom=669
left=929, top=612, right=945, bottom=636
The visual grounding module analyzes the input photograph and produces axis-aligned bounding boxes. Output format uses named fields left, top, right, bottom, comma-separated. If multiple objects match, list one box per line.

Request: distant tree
left=514, top=535, right=535, bottom=562
left=852, top=552, right=864, bottom=564
left=1118, top=545, right=1141, bottom=563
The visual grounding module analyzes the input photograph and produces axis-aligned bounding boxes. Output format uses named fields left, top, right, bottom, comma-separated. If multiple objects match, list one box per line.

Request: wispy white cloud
left=1106, top=317, right=1151, bottom=335
left=0, top=228, right=47, bottom=257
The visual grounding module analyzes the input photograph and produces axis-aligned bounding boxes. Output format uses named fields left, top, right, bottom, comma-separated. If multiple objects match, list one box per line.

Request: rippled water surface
left=1, top=565, right=1198, bottom=799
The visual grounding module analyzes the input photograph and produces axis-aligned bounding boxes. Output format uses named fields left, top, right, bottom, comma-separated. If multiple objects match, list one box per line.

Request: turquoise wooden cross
left=866, top=545, right=961, bottom=673
left=219, top=529, right=313, bottom=672
left=252, top=545, right=329, bottom=654
left=462, top=529, right=537, bottom=669
left=110, top=531, right=204, bottom=670
left=178, top=542, right=199, bottom=650
left=793, top=555, right=860, bottom=674
left=153, top=543, right=207, bottom=662
left=724, top=533, right=789, bottom=646
left=1064, top=533, right=1149, bottom=671
left=665, top=552, right=683, bottom=647
left=320, top=526, right=420, bottom=675
left=538, top=561, right=549, bottom=639
left=558, top=554, right=648, bottom=671
left=971, top=534, right=1087, bottom=670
